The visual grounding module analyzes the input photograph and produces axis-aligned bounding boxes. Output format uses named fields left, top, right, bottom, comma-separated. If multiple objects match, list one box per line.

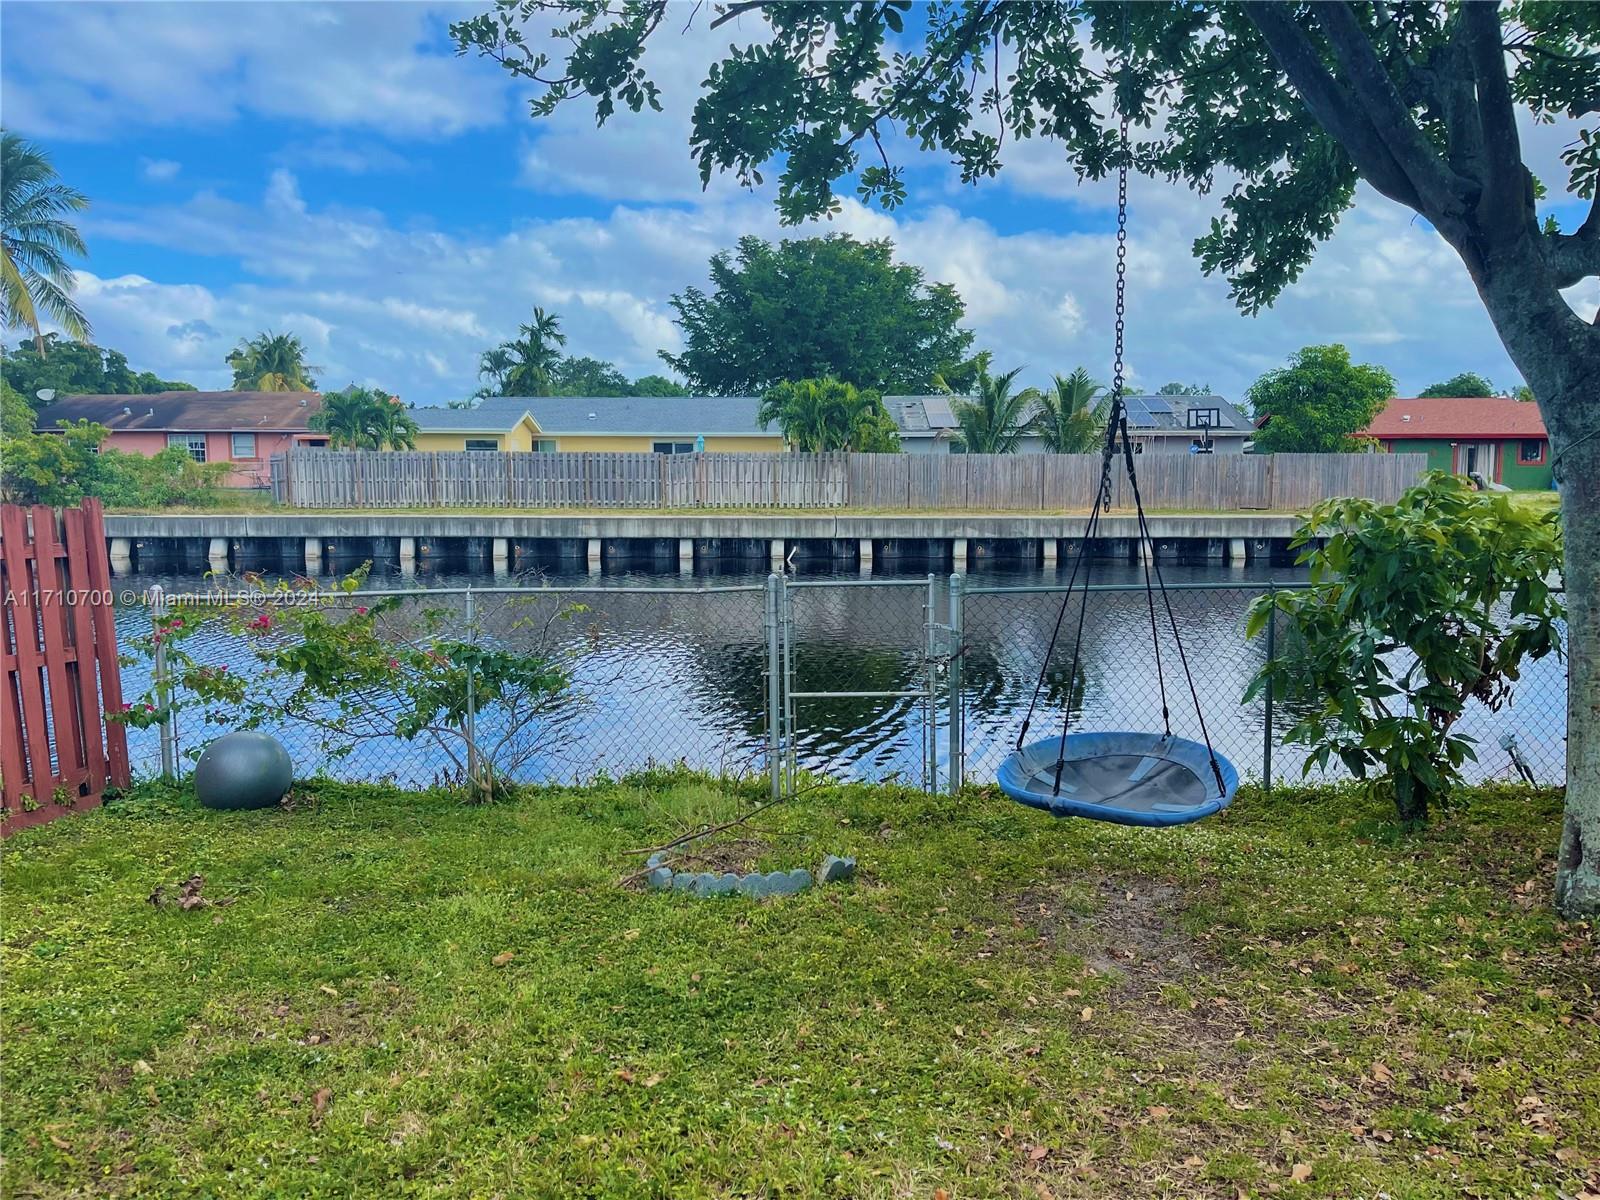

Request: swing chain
left=1100, top=114, right=1130, bottom=512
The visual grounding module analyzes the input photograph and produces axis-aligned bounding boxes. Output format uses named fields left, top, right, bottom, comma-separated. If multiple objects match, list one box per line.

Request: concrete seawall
left=104, top=511, right=1307, bottom=577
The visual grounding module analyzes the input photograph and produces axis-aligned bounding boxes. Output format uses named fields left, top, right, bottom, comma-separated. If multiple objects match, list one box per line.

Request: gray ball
left=195, top=732, right=293, bottom=811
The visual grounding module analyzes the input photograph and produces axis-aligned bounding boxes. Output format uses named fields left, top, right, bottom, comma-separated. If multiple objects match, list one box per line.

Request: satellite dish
left=35, top=388, right=56, bottom=402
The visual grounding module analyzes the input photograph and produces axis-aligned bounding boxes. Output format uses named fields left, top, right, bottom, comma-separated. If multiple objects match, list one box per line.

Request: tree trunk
left=1461, top=236, right=1600, bottom=917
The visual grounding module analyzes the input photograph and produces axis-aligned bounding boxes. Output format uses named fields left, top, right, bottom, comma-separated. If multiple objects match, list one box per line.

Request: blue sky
left=4, top=1, right=1595, bottom=407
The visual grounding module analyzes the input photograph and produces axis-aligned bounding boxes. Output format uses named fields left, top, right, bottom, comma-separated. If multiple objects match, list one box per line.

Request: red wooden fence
left=0, top=499, right=129, bottom=834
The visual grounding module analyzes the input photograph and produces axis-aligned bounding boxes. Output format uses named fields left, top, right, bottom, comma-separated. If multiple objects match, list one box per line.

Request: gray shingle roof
left=34, top=391, right=322, bottom=432
left=408, top=397, right=533, bottom=433
left=407, top=396, right=777, bottom=437
left=522, top=395, right=771, bottom=436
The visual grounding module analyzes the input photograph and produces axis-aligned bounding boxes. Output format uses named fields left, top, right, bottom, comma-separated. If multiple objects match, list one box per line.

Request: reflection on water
left=113, top=559, right=1567, bottom=789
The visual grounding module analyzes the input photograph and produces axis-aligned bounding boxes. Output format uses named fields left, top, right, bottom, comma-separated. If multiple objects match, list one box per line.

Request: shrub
left=1245, top=473, right=1563, bottom=822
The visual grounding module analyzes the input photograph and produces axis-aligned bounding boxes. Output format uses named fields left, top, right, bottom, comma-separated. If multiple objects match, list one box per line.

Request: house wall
left=1379, top=437, right=1552, bottom=489
left=99, top=428, right=304, bottom=488
left=413, top=423, right=537, bottom=453
left=1498, top=440, right=1553, bottom=490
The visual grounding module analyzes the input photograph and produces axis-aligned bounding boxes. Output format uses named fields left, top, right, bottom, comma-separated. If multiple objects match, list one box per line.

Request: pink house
left=32, top=391, right=328, bottom=489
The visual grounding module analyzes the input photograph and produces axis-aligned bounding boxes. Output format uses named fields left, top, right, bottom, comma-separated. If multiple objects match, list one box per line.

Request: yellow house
left=406, top=396, right=787, bottom=453
left=410, top=399, right=543, bottom=452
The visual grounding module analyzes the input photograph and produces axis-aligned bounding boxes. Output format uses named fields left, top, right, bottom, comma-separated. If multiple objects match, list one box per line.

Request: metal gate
left=767, top=574, right=949, bottom=799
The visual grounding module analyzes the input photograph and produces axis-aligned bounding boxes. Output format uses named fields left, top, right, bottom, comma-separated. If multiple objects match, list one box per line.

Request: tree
left=227, top=331, right=316, bottom=392
left=457, top=2, right=1600, bottom=914
left=630, top=373, right=691, bottom=397
left=1247, top=474, right=1563, bottom=823
left=953, top=364, right=1033, bottom=455
left=1, top=378, right=33, bottom=438
left=1157, top=381, right=1212, bottom=396
left=310, top=386, right=417, bottom=450
left=547, top=355, right=633, bottom=397
left=758, top=377, right=899, bottom=452
left=1418, top=372, right=1497, bottom=398
left=660, top=234, right=973, bottom=394
left=1, top=131, right=90, bottom=353
left=2, top=337, right=194, bottom=397
left=1034, top=368, right=1108, bottom=454
left=502, top=306, right=567, bottom=396
left=475, top=344, right=516, bottom=398
left=1248, top=345, right=1394, bottom=454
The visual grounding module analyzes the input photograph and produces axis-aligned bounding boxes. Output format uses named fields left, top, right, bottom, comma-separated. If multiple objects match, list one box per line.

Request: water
left=112, top=558, right=1568, bottom=789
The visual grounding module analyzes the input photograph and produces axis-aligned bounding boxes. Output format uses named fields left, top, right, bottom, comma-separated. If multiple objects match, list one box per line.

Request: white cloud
left=63, top=162, right=1545, bottom=409
left=140, top=158, right=182, bottom=182
left=1, top=2, right=509, bottom=140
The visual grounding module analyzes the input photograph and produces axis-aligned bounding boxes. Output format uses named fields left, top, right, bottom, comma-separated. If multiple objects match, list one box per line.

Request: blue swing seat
left=998, top=731, right=1238, bottom=827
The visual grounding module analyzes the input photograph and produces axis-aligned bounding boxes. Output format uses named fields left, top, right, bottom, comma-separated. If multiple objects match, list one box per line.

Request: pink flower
left=356, top=606, right=368, bottom=615
left=250, top=613, right=273, bottom=631
left=387, top=658, right=400, bottom=669
left=120, top=702, right=133, bottom=712
left=143, top=702, right=155, bottom=711
left=171, top=618, right=184, bottom=628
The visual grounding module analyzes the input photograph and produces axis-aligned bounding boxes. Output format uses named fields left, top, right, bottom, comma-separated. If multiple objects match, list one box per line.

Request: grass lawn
left=3, top=778, right=1595, bottom=1198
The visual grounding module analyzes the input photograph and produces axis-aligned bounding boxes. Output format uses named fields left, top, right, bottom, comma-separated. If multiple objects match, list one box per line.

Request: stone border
left=646, top=853, right=855, bottom=898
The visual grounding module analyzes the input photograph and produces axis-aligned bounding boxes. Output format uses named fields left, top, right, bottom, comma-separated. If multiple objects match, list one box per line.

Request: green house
left=1364, top=396, right=1552, bottom=490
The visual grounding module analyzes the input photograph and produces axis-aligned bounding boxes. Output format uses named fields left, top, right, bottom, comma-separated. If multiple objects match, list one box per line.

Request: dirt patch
left=622, top=835, right=776, bottom=889
left=1011, top=876, right=1212, bottom=987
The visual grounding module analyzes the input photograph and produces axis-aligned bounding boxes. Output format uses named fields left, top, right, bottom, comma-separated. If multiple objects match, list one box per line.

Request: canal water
left=112, top=556, right=1568, bottom=790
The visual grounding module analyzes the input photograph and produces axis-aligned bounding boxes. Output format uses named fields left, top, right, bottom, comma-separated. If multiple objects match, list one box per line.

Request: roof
left=885, top=395, right=961, bottom=436
left=1365, top=397, right=1548, bottom=440
left=33, top=391, right=322, bottom=433
left=524, top=395, right=776, bottom=436
left=409, top=397, right=535, bottom=434
left=885, top=392, right=1251, bottom=439
left=1119, top=394, right=1252, bottom=437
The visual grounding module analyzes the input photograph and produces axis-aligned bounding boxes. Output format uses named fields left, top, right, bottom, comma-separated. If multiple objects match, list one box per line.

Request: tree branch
left=1460, top=1, right=1528, bottom=233
left=1241, top=3, right=1422, bottom=211
left=1544, top=229, right=1600, bottom=289
left=1312, top=2, right=1471, bottom=222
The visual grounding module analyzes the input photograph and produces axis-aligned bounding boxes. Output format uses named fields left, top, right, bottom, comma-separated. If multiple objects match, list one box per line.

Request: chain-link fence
left=955, top=580, right=1568, bottom=789
left=114, top=577, right=1568, bottom=794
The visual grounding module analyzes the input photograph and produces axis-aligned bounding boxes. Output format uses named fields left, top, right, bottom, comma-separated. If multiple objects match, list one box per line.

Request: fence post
left=948, top=573, right=963, bottom=795
left=464, top=585, right=479, bottom=794
left=764, top=574, right=782, bottom=804
left=150, top=585, right=176, bottom=780
left=925, top=574, right=939, bottom=793
left=1262, top=579, right=1276, bottom=796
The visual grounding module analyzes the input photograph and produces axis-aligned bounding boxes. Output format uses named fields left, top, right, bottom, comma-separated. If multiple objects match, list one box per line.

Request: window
left=168, top=433, right=206, bottom=462
left=652, top=441, right=695, bottom=454
left=1186, top=407, right=1221, bottom=429
left=231, top=432, right=257, bottom=459
left=464, top=438, right=500, bottom=452
left=1517, top=439, right=1545, bottom=466
left=534, top=439, right=558, bottom=452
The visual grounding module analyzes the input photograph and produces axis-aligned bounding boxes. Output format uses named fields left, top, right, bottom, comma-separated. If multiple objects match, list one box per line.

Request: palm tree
left=308, top=386, right=415, bottom=450
left=952, top=364, right=1033, bottom=454
left=1, top=131, right=91, bottom=354
left=368, top=392, right=419, bottom=450
left=1033, top=368, right=1108, bottom=453
left=476, top=345, right=516, bottom=397
left=227, top=331, right=317, bottom=391
left=502, top=306, right=566, bottom=396
left=759, top=378, right=899, bottom=452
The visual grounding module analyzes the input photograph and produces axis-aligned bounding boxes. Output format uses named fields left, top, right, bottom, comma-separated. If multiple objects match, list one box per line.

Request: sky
left=3, top=1, right=1596, bottom=408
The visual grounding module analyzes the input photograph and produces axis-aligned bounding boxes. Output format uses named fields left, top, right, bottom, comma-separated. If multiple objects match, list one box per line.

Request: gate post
left=150, top=585, right=177, bottom=780
left=764, top=574, right=782, bottom=804
left=1262, top=580, right=1276, bottom=795
left=948, top=573, right=964, bottom=795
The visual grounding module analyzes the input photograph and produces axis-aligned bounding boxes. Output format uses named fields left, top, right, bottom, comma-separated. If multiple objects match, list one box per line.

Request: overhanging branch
left=1242, top=2, right=1423, bottom=211
left=1312, top=2, right=1471, bottom=221
left=1460, top=2, right=1527, bottom=232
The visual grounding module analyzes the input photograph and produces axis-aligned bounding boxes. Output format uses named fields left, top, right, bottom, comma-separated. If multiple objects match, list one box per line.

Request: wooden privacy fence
left=1, top=499, right=129, bottom=834
left=271, top=449, right=1427, bottom=512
